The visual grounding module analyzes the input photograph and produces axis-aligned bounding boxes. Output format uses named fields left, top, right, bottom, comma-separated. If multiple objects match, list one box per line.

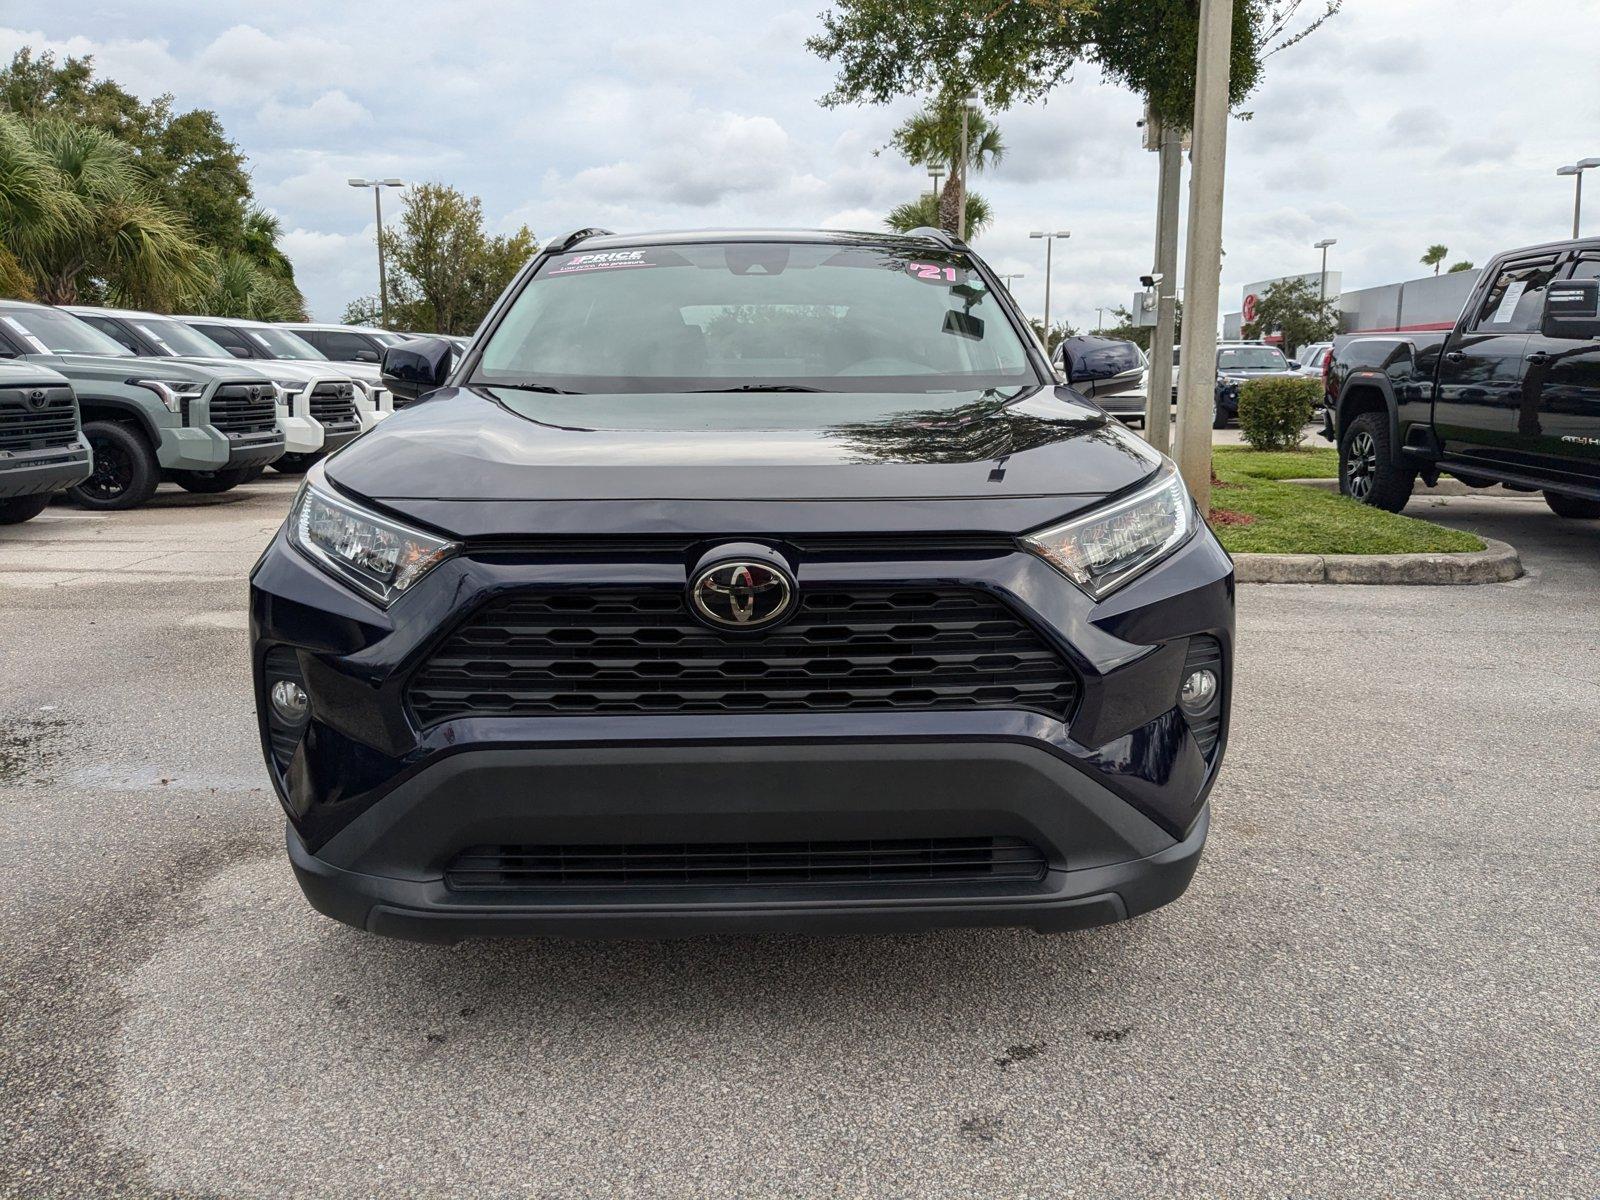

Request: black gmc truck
left=1325, top=237, right=1600, bottom=518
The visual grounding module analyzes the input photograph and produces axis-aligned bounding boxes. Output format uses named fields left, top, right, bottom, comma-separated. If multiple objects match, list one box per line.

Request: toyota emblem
left=26, top=389, right=48, bottom=411
left=690, top=560, right=795, bottom=630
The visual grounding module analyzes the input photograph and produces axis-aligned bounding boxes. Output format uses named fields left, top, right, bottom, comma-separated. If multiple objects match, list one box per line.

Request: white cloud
left=11, top=0, right=1599, bottom=325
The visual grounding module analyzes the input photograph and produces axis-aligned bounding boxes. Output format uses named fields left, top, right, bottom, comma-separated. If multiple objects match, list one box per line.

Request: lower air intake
left=445, top=837, right=1047, bottom=891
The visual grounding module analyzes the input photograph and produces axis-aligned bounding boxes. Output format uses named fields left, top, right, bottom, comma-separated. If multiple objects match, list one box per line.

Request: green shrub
left=1236, top=376, right=1320, bottom=451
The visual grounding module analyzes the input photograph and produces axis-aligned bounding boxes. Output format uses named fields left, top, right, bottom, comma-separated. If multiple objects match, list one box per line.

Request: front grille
left=407, top=587, right=1079, bottom=724
left=309, top=382, right=359, bottom=429
left=1183, top=635, right=1224, bottom=757
left=209, top=384, right=277, bottom=434
left=0, top=385, right=77, bottom=452
left=445, top=837, right=1047, bottom=891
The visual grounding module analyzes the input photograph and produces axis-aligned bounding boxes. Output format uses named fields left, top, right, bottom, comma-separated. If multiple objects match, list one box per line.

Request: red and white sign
left=1241, top=293, right=1259, bottom=325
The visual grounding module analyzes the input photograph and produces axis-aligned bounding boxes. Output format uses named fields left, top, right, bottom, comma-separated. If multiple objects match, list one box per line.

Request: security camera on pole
left=1172, top=0, right=1234, bottom=515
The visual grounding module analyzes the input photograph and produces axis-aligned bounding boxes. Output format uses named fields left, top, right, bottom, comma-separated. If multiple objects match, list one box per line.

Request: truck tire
left=272, top=452, right=323, bottom=475
left=1339, top=412, right=1415, bottom=512
left=1543, top=490, right=1600, bottom=519
left=0, top=494, right=52, bottom=525
left=70, top=420, right=160, bottom=511
left=172, top=467, right=255, bottom=495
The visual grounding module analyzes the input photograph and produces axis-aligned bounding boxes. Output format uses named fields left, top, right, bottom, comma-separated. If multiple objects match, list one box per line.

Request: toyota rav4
left=250, top=228, right=1234, bottom=942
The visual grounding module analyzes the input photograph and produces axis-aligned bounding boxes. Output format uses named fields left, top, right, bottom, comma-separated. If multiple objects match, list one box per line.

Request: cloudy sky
left=7, top=0, right=1598, bottom=326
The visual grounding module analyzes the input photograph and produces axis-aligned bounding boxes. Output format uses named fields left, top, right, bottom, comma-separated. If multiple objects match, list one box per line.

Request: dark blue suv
left=250, top=228, right=1234, bottom=942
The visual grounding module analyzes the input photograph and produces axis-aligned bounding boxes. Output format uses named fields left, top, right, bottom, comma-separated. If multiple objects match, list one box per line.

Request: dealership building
left=1223, top=266, right=1483, bottom=344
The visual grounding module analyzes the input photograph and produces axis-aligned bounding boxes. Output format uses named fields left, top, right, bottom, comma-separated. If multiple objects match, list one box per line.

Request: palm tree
left=240, top=205, right=297, bottom=283
left=183, top=250, right=306, bottom=322
left=0, top=111, right=76, bottom=297
left=886, top=190, right=993, bottom=238
left=1420, top=244, right=1448, bottom=276
left=6, top=116, right=207, bottom=307
left=890, top=91, right=1004, bottom=236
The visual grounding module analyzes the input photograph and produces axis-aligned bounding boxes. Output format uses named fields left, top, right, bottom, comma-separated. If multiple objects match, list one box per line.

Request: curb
left=1233, top=537, right=1522, bottom=585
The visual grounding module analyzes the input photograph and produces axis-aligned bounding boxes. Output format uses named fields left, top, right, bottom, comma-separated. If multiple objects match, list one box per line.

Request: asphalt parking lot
left=1, top=475, right=1596, bottom=1199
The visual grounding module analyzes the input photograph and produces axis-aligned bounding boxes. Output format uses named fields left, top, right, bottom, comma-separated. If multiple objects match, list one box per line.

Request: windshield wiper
left=694, top=384, right=825, bottom=393
left=481, top=381, right=586, bottom=395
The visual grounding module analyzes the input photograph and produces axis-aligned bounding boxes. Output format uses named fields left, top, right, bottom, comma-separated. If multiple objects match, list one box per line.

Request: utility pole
left=1144, top=118, right=1182, bottom=454
left=957, top=94, right=980, bottom=240
left=1030, top=231, right=1070, bottom=345
left=1172, top=0, right=1233, bottom=515
left=1096, top=307, right=1105, bottom=331
left=348, top=177, right=405, bottom=328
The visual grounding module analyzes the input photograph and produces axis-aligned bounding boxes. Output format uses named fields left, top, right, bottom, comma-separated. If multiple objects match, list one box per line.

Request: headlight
left=287, top=482, right=458, bottom=607
left=1022, top=465, right=1194, bottom=600
left=128, top=378, right=205, bottom=414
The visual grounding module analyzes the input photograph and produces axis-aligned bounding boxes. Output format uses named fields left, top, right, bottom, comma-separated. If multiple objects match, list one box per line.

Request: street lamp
left=1314, top=237, right=1337, bottom=301
left=999, top=273, right=1024, bottom=292
left=928, top=165, right=944, bottom=202
left=348, top=177, right=405, bottom=328
left=958, top=93, right=981, bottom=240
left=1029, top=230, right=1070, bottom=338
left=1556, top=158, right=1600, bottom=238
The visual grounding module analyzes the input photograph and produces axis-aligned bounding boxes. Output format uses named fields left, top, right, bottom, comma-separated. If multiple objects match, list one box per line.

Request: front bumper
left=157, top=424, right=284, bottom=471
left=252, top=519, right=1234, bottom=942
left=0, top=437, right=92, bottom=498
left=278, top=413, right=324, bottom=456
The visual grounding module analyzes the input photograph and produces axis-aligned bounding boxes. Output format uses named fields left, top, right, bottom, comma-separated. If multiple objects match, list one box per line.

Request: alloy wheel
left=81, top=435, right=132, bottom=501
left=1346, top=430, right=1376, bottom=501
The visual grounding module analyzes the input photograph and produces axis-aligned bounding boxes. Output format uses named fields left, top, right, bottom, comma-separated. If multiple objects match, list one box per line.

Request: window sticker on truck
left=1489, top=281, right=1526, bottom=324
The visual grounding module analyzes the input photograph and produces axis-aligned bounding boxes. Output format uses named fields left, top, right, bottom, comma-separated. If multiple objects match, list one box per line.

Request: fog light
left=1179, top=668, right=1218, bottom=714
left=270, top=679, right=310, bottom=724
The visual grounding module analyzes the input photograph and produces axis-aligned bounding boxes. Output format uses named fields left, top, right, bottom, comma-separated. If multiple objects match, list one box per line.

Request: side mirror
left=1541, top=279, right=1600, bottom=340
left=382, top=337, right=453, bottom=404
left=227, top=345, right=252, bottom=359
left=352, top=348, right=381, bottom=363
left=1288, top=360, right=1302, bottom=370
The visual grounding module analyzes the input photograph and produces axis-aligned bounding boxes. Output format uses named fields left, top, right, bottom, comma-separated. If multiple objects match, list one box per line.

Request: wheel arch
left=1335, top=373, right=1400, bottom=452
left=76, top=396, right=161, bottom=449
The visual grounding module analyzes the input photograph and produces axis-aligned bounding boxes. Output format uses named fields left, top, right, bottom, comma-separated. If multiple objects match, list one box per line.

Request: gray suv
left=0, top=301, right=283, bottom=508
left=0, top=360, right=91, bottom=524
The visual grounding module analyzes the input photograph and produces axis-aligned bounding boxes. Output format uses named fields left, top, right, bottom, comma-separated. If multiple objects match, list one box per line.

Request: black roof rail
left=546, top=227, right=614, bottom=254
left=907, top=225, right=966, bottom=250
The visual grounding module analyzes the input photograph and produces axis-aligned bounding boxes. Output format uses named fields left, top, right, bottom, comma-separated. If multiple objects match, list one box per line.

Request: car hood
left=325, top=385, right=1165, bottom=538
left=0, top=360, right=69, bottom=388
left=167, top=356, right=354, bottom=387
left=22, top=353, right=268, bottom=387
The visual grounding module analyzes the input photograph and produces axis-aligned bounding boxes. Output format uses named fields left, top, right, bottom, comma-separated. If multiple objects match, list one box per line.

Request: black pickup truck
left=1324, top=237, right=1600, bottom=518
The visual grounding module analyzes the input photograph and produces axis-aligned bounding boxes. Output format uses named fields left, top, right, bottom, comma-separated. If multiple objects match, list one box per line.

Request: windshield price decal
left=549, top=250, right=659, bottom=276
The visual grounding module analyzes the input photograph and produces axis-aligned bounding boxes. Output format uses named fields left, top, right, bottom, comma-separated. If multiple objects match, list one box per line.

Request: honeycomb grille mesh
left=407, top=587, right=1078, bottom=724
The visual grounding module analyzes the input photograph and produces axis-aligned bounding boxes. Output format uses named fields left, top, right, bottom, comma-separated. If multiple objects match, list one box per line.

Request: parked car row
left=0, top=302, right=459, bottom=522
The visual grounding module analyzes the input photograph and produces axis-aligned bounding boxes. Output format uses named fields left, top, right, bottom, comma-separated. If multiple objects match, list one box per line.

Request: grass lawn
left=1209, top=446, right=1485, bottom=555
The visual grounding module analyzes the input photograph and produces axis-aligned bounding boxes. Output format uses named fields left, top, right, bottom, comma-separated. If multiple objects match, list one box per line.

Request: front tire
left=1544, top=490, right=1600, bottom=519
left=0, top=494, right=52, bottom=525
left=272, top=452, right=323, bottom=475
left=70, top=421, right=160, bottom=511
left=1339, top=411, right=1415, bottom=512
left=172, top=467, right=256, bottom=495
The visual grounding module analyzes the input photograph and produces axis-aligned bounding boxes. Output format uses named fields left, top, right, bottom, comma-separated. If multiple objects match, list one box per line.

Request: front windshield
left=133, top=318, right=231, bottom=358
left=2, top=307, right=130, bottom=356
left=244, top=327, right=328, bottom=360
left=1217, top=346, right=1288, bottom=371
left=472, top=241, right=1036, bottom=394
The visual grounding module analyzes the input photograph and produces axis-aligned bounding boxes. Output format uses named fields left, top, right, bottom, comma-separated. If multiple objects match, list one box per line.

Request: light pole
left=1556, top=158, right=1600, bottom=238
left=1096, top=306, right=1105, bottom=331
left=958, top=93, right=980, bottom=240
left=1029, top=230, right=1070, bottom=341
left=1314, top=237, right=1337, bottom=301
left=999, top=273, right=1025, bottom=292
left=928, top=165, right=944, bottom=203
left=348, top=177, right=405, bottom=327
